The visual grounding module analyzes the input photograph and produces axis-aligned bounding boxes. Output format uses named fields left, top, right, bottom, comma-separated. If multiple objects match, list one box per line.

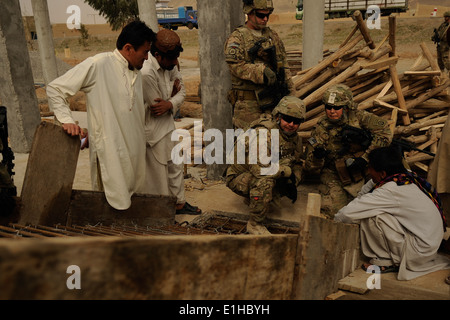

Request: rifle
left=432, top=28, right=440, bottom=45
left=248, top=42, right=290, bottom=112
left=340, top=125, right=372, bottom=154
left=391, top=138, right=436, bottom=157
left=0, top=106, right=17, bottom=196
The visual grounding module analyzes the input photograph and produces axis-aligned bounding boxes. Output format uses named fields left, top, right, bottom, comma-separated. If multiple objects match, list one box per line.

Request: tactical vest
left=229, top=26, right=278, bottom=92
left=438, top=22, right=450, bottom=42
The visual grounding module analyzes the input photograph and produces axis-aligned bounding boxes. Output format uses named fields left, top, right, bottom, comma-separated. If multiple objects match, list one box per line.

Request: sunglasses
left=325, top=104, right=343, bottom=111
left=254, top=11, right=271, bottom=19
left=281, top=114, right=303, bottom=125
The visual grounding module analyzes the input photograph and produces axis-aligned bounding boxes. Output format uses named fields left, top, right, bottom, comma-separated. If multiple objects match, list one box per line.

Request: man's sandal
left=362, top=263, right=399, bottom=274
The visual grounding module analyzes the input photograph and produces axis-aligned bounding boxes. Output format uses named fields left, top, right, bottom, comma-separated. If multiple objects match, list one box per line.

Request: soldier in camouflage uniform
left=224, top=0, right=294, bottom=129
left=435, top=11, right=450, bottom=73
left=225, top=96, right=305, bottom=235
left=304, top=84, right=392, bottom=218
left=0, top=137, right=16, bottom=216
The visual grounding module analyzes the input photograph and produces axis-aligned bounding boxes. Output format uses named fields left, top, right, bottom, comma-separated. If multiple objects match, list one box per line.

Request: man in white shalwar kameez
left=46, top=21, right=156, bottom=210
left=335, top=146, right=450, bottom=280
left=141, top=29, right=200, bottom=215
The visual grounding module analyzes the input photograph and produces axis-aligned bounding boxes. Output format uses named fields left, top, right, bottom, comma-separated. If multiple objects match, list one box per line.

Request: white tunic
left=335, top=179, right=450, bottom=280
left=46, top=49, right=146, bottom=210
left=141, top=56, right=186, bottom=200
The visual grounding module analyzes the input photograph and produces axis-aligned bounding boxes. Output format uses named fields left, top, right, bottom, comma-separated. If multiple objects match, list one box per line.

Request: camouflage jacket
left=224, top=24, right=293, bottom=95
left=437, top=22, right=450, bottom=45
left=226, top=116, right=303, bottom=182
left=304, top=109, right=392, bottom=174
left=0, top=139, right=14, bottom=190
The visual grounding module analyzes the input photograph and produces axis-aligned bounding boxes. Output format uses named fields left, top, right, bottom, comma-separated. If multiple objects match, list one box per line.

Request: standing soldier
left=304, top=84, right=392, bottom=218
left=225, top=96, right=305, bottom=235
left=224, top=0, right=294, bottom=129
left=432, top=11, right=450, bottom=75
left=0, top=106, right=17, bottom=216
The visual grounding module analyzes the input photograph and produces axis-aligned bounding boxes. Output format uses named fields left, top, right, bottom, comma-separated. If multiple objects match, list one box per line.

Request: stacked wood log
left=294, top=11, right=450, bottom=175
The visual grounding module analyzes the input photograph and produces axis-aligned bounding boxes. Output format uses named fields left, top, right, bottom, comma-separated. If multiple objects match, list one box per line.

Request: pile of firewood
left=293, top=11, right=449, bottom=175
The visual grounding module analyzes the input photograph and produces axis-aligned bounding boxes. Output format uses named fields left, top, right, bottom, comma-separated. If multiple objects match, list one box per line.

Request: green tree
left=78, top=24, right=90, bottom=48
left=84, top=0, right=139, bottom=31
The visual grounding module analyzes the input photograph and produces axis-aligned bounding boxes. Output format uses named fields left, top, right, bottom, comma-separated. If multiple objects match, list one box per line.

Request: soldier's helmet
left=243, top=0, right=274, bottom=15
left=444, top=11, right=450, bottom=17
left=272, top=96, right=305, bottom=120
left=322, top=84, right=355, bottom=110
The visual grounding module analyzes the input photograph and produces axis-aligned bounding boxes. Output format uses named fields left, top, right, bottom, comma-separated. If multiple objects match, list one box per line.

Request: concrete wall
left=0, top=234, right=297, bottom=299
left=0, top=214, right=361, bottom=300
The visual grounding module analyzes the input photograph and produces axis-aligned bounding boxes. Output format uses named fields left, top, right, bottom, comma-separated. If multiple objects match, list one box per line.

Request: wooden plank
left=19, top=121, right=80, bottom=226
left=404, top=71, right=442, bottom=76
left=389, top=64, right=410, bottom=125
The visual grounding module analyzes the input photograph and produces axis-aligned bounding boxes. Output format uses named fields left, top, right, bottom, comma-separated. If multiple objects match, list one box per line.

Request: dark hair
left=368, top=146, right=408, bottom=176
left=116, top=20, right=156, bottom=50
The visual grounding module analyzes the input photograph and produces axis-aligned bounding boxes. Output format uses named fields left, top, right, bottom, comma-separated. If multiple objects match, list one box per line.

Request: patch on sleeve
left=227, top=42, right=240, bottom=49
left=308, top=137, right=318, bottom=147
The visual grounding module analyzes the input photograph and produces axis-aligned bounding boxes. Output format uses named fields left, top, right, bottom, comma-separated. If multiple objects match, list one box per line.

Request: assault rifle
left=248, top=42, right=290, bottom=112
left=340, top=125, right=435, bottom=157
left=340, top=125, right=372, bottom=154
left=0, top=106, right=16, bottom=194
left=432, top=28, right=440, bottom=45
left=391, top=138, right=436, bottom=157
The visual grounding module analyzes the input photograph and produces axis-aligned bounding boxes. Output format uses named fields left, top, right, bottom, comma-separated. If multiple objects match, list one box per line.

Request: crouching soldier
left=304, top=84, right=392, bottom=218
left=225, top=96, right=305, bottom=235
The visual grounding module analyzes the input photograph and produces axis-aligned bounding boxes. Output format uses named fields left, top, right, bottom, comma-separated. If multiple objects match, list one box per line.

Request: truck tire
left=187, top=22, right=194, bottom=30
left=172, top=26, right=178, bottom=30
left=163, top=24, right=171, bottom=29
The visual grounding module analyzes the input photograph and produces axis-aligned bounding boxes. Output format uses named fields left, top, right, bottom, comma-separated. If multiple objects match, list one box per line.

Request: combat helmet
left=272, top=96, right=305, bottom=120
left=243, top=0, right=274, bottom=15
left=444, top=11, right=450, bottom=17
left=322, top=84, right=355, bottom=110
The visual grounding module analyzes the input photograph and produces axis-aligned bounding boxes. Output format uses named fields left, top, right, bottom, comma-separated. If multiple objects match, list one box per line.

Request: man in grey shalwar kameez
left=335, top=146, right=450, bottom=280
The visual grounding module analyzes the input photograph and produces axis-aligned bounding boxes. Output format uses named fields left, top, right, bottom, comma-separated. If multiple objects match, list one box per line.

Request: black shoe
left=176, top=202, right=202, bottom=215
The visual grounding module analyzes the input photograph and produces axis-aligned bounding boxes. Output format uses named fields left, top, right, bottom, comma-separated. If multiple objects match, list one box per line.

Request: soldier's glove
left=346, top=157, right=367, bottom=172
left=263, top=67, right=277, bottom=86
left=277, top=165, right=292, bottom=178
left=277, top=173, right=297, bottom=203
left=313, top=147, right=328, bottom=159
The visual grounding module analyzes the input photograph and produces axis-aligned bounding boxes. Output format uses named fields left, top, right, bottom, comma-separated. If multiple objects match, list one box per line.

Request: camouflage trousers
left=437, top=43, right=450, bottom=71
left=317, top=168, right=363, bottom=219
left=226, top=172, right=276, bottom=223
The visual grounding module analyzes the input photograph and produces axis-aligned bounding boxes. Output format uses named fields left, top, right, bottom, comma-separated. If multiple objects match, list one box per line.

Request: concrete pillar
left=0, top=0, right=41, bottom=153
left=31, top=0, right=59, bottom=84
left=302, top=0, right=325, bottom=70
left=197, top=0, right=244, bottom=180
left=137, top=0, right=159, bottom=33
